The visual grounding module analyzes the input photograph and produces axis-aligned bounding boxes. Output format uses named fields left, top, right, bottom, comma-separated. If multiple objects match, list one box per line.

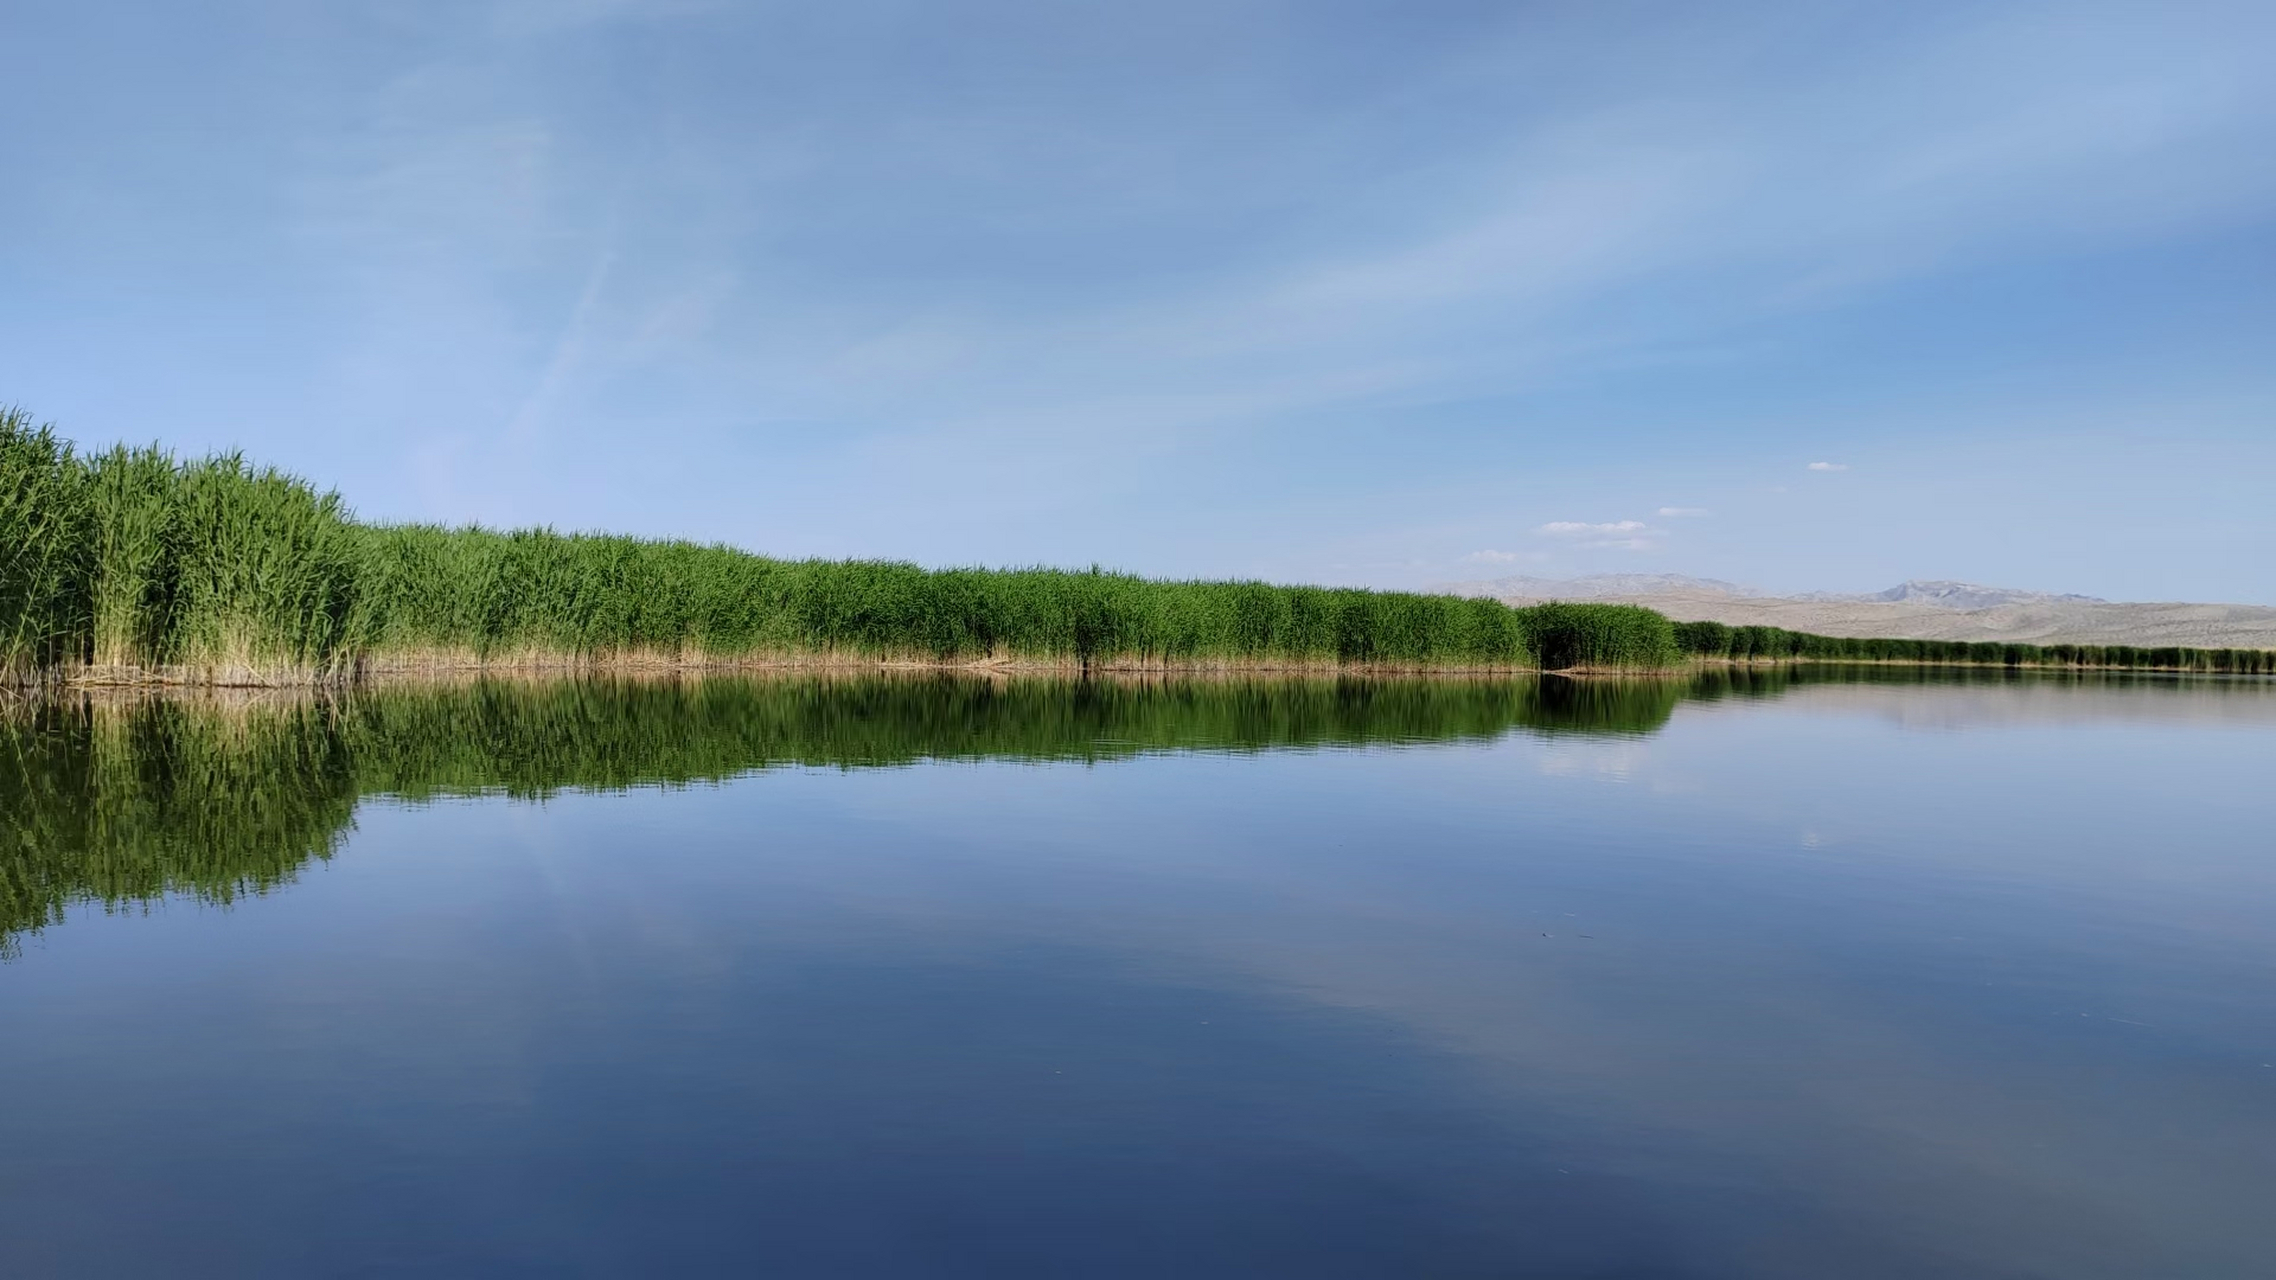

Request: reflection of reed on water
left=12, top=666, right=2250, bottom=954
left=0, top=674, right=1695, bottom=954
left=0, top=696, right=359, bottom=957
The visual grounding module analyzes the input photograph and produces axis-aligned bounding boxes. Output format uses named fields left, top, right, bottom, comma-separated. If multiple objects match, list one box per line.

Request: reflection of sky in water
left=2, top=677, right=2273, bottom=1277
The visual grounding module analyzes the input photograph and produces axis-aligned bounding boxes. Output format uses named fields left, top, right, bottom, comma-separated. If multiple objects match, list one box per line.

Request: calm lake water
left=2, top=669, right=2272, bottom=1278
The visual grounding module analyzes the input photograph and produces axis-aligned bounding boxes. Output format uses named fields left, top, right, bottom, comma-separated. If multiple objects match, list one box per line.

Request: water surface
left=3, top=670, right=2272, bottom=1277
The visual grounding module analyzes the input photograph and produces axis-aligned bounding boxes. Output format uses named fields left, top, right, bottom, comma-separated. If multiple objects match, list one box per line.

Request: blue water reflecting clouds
left=2, top=672, right=2271, bottom=1277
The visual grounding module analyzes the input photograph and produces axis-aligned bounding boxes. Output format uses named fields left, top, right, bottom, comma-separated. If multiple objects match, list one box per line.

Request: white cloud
left=1536, top=519, right=1658, bottom=551
left=1657, top=506, right=1711, bottom=517
left=1461, top=549, right=1526, bottom=563
left=1538, top=520, right=1649, bottom=536
left=1807, top=461, right=1850, bottom=472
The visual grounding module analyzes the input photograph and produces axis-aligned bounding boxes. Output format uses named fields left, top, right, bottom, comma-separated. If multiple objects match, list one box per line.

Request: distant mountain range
left=1436, top=575, right=2276, bottom=649
left=1454, top=574, right=2106, bottom=609
left=1462, top=573, right=1769, bottom=601
left=1805, top=580, right=2107, bottom=610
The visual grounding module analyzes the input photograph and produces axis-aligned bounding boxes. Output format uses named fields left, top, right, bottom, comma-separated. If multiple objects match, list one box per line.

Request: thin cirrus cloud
left=1537, top=519, right=1658, bottom=551
left=2, top=1, right=2272, bottom=598
left=1539, top=520, right=1649, bottom=536
left=1806, top=462, right=1850, bottom=472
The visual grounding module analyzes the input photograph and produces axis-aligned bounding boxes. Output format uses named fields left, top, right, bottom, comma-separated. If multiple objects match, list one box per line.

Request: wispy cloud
left=506, top=247, right=616, bottom=444
left=491, top=0, right=719, bottom=38
left=1539, top=520, right=1650, bottom=536
left=1536, top=519, right=1658, bottom=551
left=14, top=0, right=2273, bottom=589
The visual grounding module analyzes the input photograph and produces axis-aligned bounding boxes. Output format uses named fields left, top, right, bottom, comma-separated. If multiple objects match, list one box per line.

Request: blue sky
left=5, top=1, right=2272, bottom=601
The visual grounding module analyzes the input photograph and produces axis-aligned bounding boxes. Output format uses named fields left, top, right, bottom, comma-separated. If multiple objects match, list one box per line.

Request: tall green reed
left=167, top=454, right=360, bottom=676
left=85, top=444, right=179, bottom=668
left=5, top=416, right=368, bottom=682
left=0, top=407, right=89, bottom=679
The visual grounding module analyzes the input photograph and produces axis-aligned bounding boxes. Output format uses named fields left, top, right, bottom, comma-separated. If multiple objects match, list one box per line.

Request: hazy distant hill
left=1462, top=574, right=1765, bottom=601
left=1439, top=575, right=2276, bottom=650
left=1801, top=579, right=2107, bottom=611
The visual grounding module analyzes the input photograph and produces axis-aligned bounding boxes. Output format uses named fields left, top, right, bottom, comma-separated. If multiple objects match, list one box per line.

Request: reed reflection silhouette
left=0, top=698, right=358, bottom=956
left=4, top=667, right=2257, bottom=954
left=2, top=674, right=1690, bottom=953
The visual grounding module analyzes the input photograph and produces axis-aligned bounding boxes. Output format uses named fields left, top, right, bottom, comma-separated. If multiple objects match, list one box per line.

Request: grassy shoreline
left=46, top=650, right=1568, bottom=688
left=1671, top=619, right=2275, bottom=675
left=34, top=650, right=2266, bottom=690
left=7, top=408, right=2270, bottom=683
left=3, top=409, right=1679, bottom=683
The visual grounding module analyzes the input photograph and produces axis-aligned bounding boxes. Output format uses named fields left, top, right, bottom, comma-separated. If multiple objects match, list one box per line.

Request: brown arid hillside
left=1440, top=576, right=2276, bottom=650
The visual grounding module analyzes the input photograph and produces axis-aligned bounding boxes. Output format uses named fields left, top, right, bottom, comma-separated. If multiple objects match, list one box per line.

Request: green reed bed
left=349, top=531, right=1678, bottom=672
left=1672, top=619, right=2276, bottom=674
left=13, top=408, right=2262, bottom=680
left=1, top=409, right=1678, bottom=680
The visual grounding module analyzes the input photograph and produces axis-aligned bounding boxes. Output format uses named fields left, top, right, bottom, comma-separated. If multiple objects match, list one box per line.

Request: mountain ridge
left=1434, top=575, right=2276, bottom=649
left=1450, top=574, right=2111, bottom=609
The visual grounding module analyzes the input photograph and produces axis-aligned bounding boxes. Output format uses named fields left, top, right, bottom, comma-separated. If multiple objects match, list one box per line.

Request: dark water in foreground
left=2, top=669, right=2272, bottom=1278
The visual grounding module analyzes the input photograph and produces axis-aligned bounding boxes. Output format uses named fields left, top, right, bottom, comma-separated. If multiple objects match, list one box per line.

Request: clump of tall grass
left=2, top=410, right=365, bottom=683
left=1524, top=601, right=1680, bottom=671
left=85, top=445, right=178, bottom=668
left=0, top=407, right=88, bottom=679
left=166, top=454, right=359, bottom=678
